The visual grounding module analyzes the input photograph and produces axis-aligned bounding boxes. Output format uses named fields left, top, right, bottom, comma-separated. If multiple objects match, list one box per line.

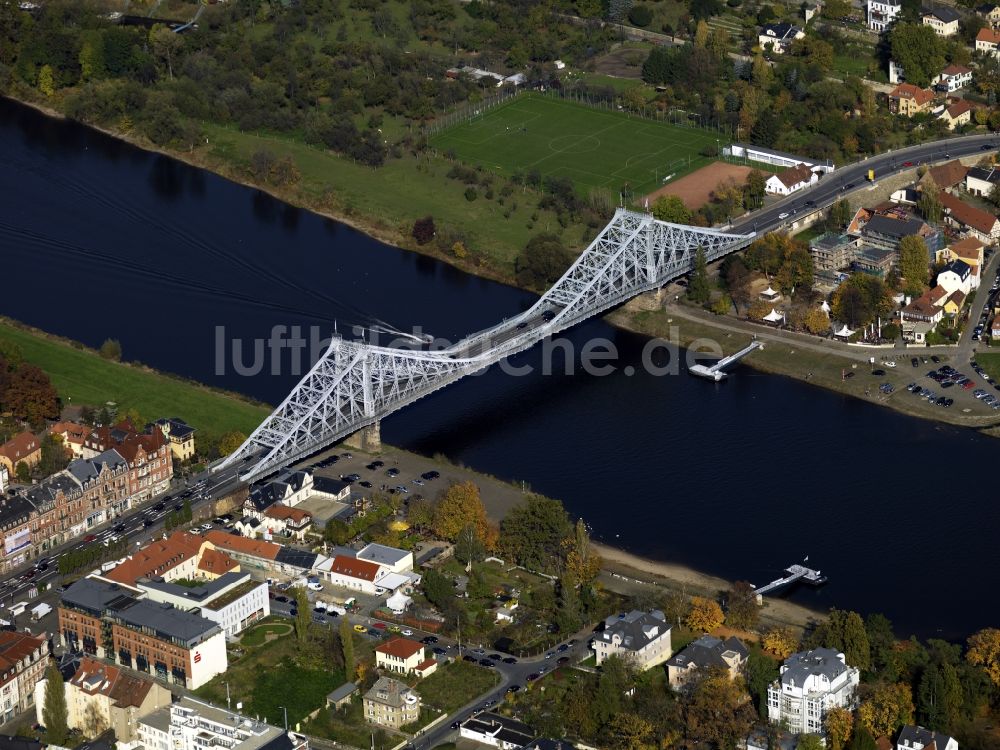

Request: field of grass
left=975, top=352, right=1000, bottom=381
left=240, top=622, right=294, bottom=647
left=430, top=94, right=722, bottom=196
left=416, top=661, right=500, bottom=712
left=0, top=318, right=269, bottom=442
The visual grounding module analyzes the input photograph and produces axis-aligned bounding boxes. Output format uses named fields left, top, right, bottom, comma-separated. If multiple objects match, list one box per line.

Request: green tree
left=15, top=462, right=30, bottom=484
left=422, top=568, right=454, bottom=610
left=99, top=338, right=122, bottom=361
left=682, top=667, right=756, bottom=748
left=150, top=25, right=182, bottom=80
left=918, top=186, right=942, bottom=223
left=339, top=617, right=355, bottom=677
left=827, top=198, right=853, bottom=232
left=42, top=664, right=68, bottom=745
left=688, top=247, right=711, bottom=304
left=848, top=727, right=878, bottom=750
left=797, top=735, right=825, bottom=750
left=745, top=646, right=779, bottom=716
left=218, top=431, right=246, bottom=457
left=38, top=434, right=70, bottom=477
left=890, top=23, right=946, bottom=88
left=898, top=235, right=929, bottom=296
left=745, top=169, right=767, bottom=209
left=555, top=573, right=582, bottom=633
left=842, top=610, right=871, bottom=672
left=292, top=586, right=309, bottom=642
left=724, top=580, right=758, bottom=630
left=455, top=523, right=485, bottom=565
left=516, top=234, right=575, bottom=289
left=651, top=194, right=692, bottom=223
left=917, top=659, right=962, bottom=730
left=499, top=494, right=571, bottom=573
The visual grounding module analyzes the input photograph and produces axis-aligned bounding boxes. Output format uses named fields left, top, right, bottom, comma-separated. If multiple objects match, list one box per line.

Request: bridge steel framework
left=218, top=209, right=755, bottom=481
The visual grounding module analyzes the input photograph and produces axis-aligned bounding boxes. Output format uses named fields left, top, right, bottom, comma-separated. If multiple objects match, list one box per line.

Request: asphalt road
left=730, top=133, right=1000, bottom=236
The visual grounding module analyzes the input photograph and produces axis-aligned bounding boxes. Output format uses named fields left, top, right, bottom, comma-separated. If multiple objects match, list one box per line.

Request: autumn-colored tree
left=763, top=626, right=799, bottom=659
left=38, top=64, right=55, bottom=96
left=602, top=711, right=653, bottom=750
left=826, top=706, right=854, bottom=750
left=563, top=518, right=602, bottom=587
left=804, top=306, right=831, bottom=334
left=686, top=596, right=724, bottom=632
left=218, top=431, right=246, bottom=457
left=433, top=481, right=492, bottom=544
left=748, top=299, right=773, bottom=320
left=150, top=25, right=183, bottom=80
left=967, top=627, right=1000, bottom=686
left=99, top=338, right=122, bottom=361
left=682, top=668, right=756, bottom=748
left=857, top=682, right=914, bottom=739
left=796, top=735, right=825, bottom=750
left=2, top=364, right=59, bottom=425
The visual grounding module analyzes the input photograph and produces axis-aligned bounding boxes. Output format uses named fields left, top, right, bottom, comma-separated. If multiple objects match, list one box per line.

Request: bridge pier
left=343, top=421, right=381, bottom=452
left=626, top=287, right=670, bottom=312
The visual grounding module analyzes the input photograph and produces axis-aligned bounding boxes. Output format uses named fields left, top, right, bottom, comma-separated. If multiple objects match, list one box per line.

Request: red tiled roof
left=890, top=83, right=934, bottom=106
left=775, top=162, right=813, bottom=189
left=0, top=631, right=45, bottom=679
left=925, top=159, right=968, bottom=189
left=376, top=637, right=424, bottom=660
left=414, top=658, right=437, bottom=672
left=198, top=547, right=239, bottom=575
left=264, top=505, right=312, bottom=523
left=70, top=656, right=152, bottom=708
left=329, top=555, right=381, bottom=582
left=87, top=420, right=169, bottom=464
left=204, top=530, right=280, bottom=560
left=941, top=64, right=972, bottom=76
left=951, top=236, right=985, bottom=260
left=104, top=531, right=203, bottom=586
left=0, top=432, right=39, bottom=463
left=945, top=99, right=974, bottom=119
left=977, top=26, right=1000, bottom=44
left=48, top=421, right=89, bottom=445
left=939, top=191, right=1000, bottom=234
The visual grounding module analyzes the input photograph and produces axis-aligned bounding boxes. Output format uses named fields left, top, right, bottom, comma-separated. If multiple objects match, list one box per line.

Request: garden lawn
left=416, top=661, right=500, bottom=713
left=0, top=319, right=269, bottom=441
left=430, top=93, right=722, bottom=196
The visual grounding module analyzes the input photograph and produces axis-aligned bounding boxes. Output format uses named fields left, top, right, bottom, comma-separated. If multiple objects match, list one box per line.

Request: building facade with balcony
left=0, top=631, right=49, bottom=725
left=766, top=648, right=859, bottom=735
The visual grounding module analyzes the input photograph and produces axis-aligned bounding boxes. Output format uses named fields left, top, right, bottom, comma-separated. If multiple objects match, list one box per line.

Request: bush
left=99, top=338, right=122, bottom=361
left=699, top=144, right=719, bottom=157
left=628, top=4, right=653, bottom=26
left=412, top=216, right=436, bottom=245
left=464, top=187, right=478, bottom=201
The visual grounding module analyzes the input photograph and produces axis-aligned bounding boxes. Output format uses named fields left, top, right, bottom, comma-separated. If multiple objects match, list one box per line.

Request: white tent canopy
left=763, top=308, right=784, bottom=323
left=761, top=286, right=780, bottom=298
left=834, top=324, right=855, bottom=338
left=386, top=591, right=413, bottom=614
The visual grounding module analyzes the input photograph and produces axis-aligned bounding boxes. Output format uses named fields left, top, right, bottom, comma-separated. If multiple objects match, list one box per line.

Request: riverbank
left=0, top=316, right=270, bottom=442
left=8, top=92, right=998, bottom=436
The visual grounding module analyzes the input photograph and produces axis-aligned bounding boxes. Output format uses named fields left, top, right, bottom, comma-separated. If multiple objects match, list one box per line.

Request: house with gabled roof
left=921, top=6, right=960, bottom=35
left=921, top=159, right=969, bottom=192
left=977, top=25, right=1000, bottom=56
left=765, top=163, right=818, bottom=196
left=758, top=22, right=805, bottom=53
left=888, top=84, right=935, bottom=116
left=939, top=99, right=974, bottom=130
left=896, top=725, right=958, bottom=750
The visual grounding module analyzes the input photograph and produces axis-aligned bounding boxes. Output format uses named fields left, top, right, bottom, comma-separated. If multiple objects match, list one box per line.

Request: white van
left=9, top=602, right=27, bottom=617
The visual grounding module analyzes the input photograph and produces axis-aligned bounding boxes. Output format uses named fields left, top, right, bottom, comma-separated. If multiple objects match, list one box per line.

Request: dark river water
left=0, top=97, right=995, bottom=641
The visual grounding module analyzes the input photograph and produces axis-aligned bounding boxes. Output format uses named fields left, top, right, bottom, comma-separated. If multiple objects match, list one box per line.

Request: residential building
left=896, top=725, right=958, bottom=750
left=459, top=712, right=535, bottom=750
left=82, top=420, right=172, bottom=506
left=902, top=293, right=945, bottom=325
left=153, top=418, right=196, bottom=462
left=0, top=496, right=35, bottom=574
left=357, top=543, right=414, bottom=574
left=592, top=609, right=672, bottom=670
left=938, top=259, right=974, bottom=295
left=853, top=246, right=896, bottom=277
left=858, top=213, right=940, bottom=256
left=723, top=144, right=835, bottom=173
left=66, top=450, right=131, bottom=523
left=921, top=6, right=960, bottom=35
left=259, top=505, right=313, bottom=541
left=889, top=59, right=905, bottom=84
left=922, top=159, right=969, bottom=191
left=940, top=99, right=974, bottom=130
left=868, top=0, right=902, bottom=30
left=48, top=422, right=91, bottom=459
left=766, top=648, right=860, bottom=735
left=978, top=2, right=1000, bottom=27
left=363, top=677, right=420, bottom=730
left=25, top=473, right=85, bottom=553
left=936, top=64, right=973, bottom=92
left=0, top=466, right=7, bottom=494
left=765, top=163, right=818, bottom=196
left=58, top=576, right=227, bottom=689
left=138, top=696, right=308, bottom=750
left=942, top=289, right=966, bottom=315
left=666, top=635, right=749, bottom=689
left=888, top=84, right=935, bottom=116
left=0, top=433, right=40, bottom=475
left=34, top=656, right=172, bottom=743
left=938, top=192, right=1000, bottom=243
left=311, top=476, right=351, bottom=503
left=201, top=530, right=281, bottom=572
left=966, top=165, right=1000, bottom=197
left=940, top=237, right=985, bottom=279
left=245, top=470, right=314, bottom=515
left=0, top=632, right=48, bottom=724
left=374, top=638, right=436, bottom=677
left=137, top=572, right=268, bottom=639
left=321, top=555, right=388, bottom=594
left=976, top=26, right=1000, bottom=56
left=522, top=743, right=577, bottom=750
left=758, top=22, right=805, bottom=53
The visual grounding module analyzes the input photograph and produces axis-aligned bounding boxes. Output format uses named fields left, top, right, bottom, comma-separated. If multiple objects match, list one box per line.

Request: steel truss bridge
left=218, top=209, right=756, bottom=481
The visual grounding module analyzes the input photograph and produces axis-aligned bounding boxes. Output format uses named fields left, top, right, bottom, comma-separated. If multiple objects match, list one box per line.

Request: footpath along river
left=0, top=96, right=996, bottom=640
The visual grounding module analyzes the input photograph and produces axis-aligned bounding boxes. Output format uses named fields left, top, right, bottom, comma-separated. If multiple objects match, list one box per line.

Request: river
left=0, top=97, right=995, bottom=641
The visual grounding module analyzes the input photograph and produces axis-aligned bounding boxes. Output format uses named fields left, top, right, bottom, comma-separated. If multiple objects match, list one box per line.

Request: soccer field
left=430, top=94, right=722, bottom=196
